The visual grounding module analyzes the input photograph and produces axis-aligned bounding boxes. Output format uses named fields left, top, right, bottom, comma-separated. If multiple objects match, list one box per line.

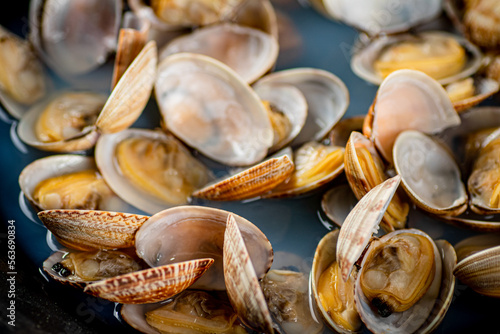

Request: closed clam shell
left=192, top=154, right=294, bottom=201
left=223, top=214, right=275, bottom=333
left=84, top=258, right=214, bottom=304
left=453, top=245, right=500, bottom=298
left=37, top=209, right=149, bottom=251
left=135, top=206, right=273, bottom=290
left=393, top=130, right=468, bottom=216
left=156, top=52, right=273, bottom=166
left=159, top=23, right=279, bottom=84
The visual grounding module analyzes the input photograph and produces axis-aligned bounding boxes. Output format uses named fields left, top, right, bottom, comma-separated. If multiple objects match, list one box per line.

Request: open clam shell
left=453, top=245, right=500, bottom=298
left=95, top=128, right=214, bottom=215
left=159, top=23, right=279, bottom=84
left=351, top=31, right=483, bottom=86
left=17, top=41, right=157, bottom=152
left=18, top=155, right=135, bottom=213
left=135, top=206, right=273, bottom=291
left=320, top=184, right=358, bottom=228
left=0, top=25, right=48, bottom=119
left=393, top=130, right=468, bottom=216
left=448, top=76, right=500, bottom=113
left=84, top=258, right=214, bottom=304
left=365, top=69, right=460, bottom=164
left=254, top=82, right=308, bottom=153
left=310, top=229, right=362, bottom=333
left=264, top=141, right=345, bottom=198
left=231, top=0, right=278, bottom=39
left=28, top=0, right=122, bottom=77
left=37, top=209, right=149, bottom=251
left=254, top=68, right=349, bottom=147
left=344, top=131, right=409, bottom=231
left=156, top=52, right=273, bottom=166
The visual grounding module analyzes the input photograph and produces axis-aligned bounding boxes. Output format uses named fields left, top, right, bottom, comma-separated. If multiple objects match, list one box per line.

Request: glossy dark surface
left=1, top=1, right=500, bottom=333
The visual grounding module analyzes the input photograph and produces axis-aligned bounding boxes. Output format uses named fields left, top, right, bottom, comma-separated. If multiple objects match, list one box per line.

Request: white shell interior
left=159, top=23, right=279, bottom=83
left=155, top=53, right=273, bottom=166
left=134, top=206, right=273, bottom=291
left=255, top=68, right=349, bottom=147
left=394, top=130, right=467, bottom=212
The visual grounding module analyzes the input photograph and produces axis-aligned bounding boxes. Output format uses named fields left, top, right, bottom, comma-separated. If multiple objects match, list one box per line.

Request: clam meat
left=0, top=25, right=46, bottom=109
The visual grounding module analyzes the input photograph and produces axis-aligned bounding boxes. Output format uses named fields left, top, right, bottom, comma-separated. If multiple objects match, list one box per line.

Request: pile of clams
left=4, top=0, right=500, bottom=333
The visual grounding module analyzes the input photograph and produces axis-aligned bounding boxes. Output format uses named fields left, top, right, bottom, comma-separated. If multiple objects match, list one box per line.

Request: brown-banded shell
left=83, top=258, right=214, bottom=304
left=95, top=128, right=214, bottom=215
left=0, top=25, right=48, bottom=119
left=18, top=155, right=135, bottom=213
left=155, top=52, right=273, bottom=166
left=192, top=154, right=294, bottom=201
left=223, top=214, right=275, bottom=333
left=344, top=131, right=409, bottom=231
left=159, top=23, right=279, bottom=84
left=254, top=68, right=349, bottom=147
left=28, top=0, right=122, bottom=77
left=393, top=130, right=468, bottom=216
left=309, top=0, right=443, bottom=36
left=365, top=69, right=461, bottom=164
left=453, top=245, right=500, bottom=298
left=351, top=31, right=483, bottom=86
left=17, top=41, right=157, bottom=152
left=135, top=206, right=273, bottom=291
left=37, top=209, right=149, bottom=251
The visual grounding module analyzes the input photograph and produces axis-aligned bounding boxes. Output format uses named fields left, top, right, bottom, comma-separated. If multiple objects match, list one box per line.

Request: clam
left=351, top=31, right=483, bottom=86
left=254, top=82, right=308, bottom=153
left=321, top=184, right=358, bottom=227
left=312, top=176, right=457, bottom=333
left=454, top=234, right=500, bottom=262
left=135, top=206, right=273, bottom=291
left=159, top=23, right=279, bottom=84
left=155, top=52, right=273, bottom=166
left=96, top=128, right=214, bottom=215
left=0, top=25, right=47, bottom=119
left=38, top=208, right=215, bottom=303
left=309, top=0, right=443, bottom=35
left=468, top=132, right=500, bottom=214
left=254, top=68, right=349, bottom=147
left=121, top=290, right=246, bottom=334
left=19, top=155, right=135, bottom=213
left=17, top=41, right=157, bottom=152
left=265, top=141, right=345, bottom=198
left=393, top=130, right=468, bottom=216
left=28, top=0, right=122, bottom=77
left=364, top=69, right=460, bottom=164
left=230, top=0, right=279, bottom=39
left=445, top=75, right=500, bottom=112
left=327, top=115, right=365, bottom=147
left=344, top=131, right=409, bottom=231
left=454, top=245, right=500, bottom=298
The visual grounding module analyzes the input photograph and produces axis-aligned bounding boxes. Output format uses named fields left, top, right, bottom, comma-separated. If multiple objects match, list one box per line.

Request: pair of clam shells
left=312, top=177, right=457, bottom=334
